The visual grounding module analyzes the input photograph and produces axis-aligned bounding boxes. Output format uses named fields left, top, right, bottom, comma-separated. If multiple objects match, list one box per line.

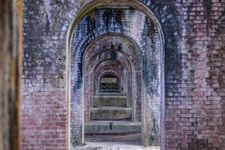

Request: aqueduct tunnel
left=83, top=35, right=142, bottom=143
left=18, top=0, right=225, bottom=150
left=70, top=7, right=163, bottom=146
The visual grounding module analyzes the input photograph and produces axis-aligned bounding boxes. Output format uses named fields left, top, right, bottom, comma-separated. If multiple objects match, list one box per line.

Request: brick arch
left=98, top=71, right=121, bottom=92
left=89, top=55, right=135, bottom=117
left=67, top=1, right=165, bottom=148
left=82, top=35, right=142, bottom=121
left=84, top=49, right=137, bottom=73
left=93, top=60, right=126, bottom=98
left=98, top=71, right=120, bottom=87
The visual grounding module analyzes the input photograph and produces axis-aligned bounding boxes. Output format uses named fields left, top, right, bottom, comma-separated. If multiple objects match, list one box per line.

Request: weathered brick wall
left=164, top=1, right=225, bottom=149
left=22, top=1, right=78, bottom=149
left=22, top=0, right=225, bottom=149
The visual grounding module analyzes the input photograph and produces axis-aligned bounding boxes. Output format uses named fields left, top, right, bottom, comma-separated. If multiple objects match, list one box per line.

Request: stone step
left=85, top=121, right=141, bottom=134
left=97, top=92, right=124, bottom=96
left=90, top=107, right=132, bottom=120
left=99, top=89, right=120, bottom=93
left=94, top=95, right=127, bottom=107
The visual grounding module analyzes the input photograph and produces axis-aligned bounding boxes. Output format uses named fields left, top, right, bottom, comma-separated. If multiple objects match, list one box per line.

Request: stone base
left=90, top=107, right=132, bottom=120
left=94, top=95, right=127, bottom=107
left=85, top=121, right=141, bottom=134
left=85, top=133, right=141, bottom=143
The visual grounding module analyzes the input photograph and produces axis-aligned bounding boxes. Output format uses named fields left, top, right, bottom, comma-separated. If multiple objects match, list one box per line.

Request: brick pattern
left=164, top=1, right=225, bottom=150
left=22, top=0, right=225, bottom=149
left=22, top=1, right=77, bottom=149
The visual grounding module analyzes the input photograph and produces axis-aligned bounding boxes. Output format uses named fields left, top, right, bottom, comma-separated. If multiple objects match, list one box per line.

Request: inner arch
left=67, top=2, right=165, bottom=149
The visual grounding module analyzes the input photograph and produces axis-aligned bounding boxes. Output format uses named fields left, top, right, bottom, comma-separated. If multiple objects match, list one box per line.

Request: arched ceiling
left=70, top=3, right=164, bottom=147
left=70, top=7, right=159, bottom=61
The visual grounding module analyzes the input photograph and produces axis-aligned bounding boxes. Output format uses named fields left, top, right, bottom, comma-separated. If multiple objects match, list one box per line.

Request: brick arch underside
left=70, top=7, right=163, bottom=147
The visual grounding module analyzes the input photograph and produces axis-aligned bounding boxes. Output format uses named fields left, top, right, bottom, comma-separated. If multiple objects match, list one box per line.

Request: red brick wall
left=164, top=1, right=225, bottom=149
left=22, top=0, right=76, bottom=149
left=22, top=0, right=225, bottom=149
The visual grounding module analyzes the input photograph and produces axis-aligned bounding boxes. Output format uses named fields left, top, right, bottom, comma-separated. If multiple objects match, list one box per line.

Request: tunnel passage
left=99, top=74, right=120, bottom=92
left=70, top=5, right=163, bottom=146
left=83, top=36, right=142, bottom=143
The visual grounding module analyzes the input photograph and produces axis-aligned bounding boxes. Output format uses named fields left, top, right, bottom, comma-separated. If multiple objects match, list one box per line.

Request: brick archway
left=67, top=1, right=165, bottom=149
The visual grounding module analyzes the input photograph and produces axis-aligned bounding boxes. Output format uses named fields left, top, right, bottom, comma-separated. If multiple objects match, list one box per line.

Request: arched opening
left=67, top=1, right=165, bottom=149
left=83, top=36, right=142, bottom=143
left=99, top=74, right=119, bottom=92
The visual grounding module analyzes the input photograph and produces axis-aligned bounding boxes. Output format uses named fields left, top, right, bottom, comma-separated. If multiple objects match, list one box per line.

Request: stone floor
left=85, top=133, right=141, bottom=143
left=74, top=142, right=160, bottom=150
